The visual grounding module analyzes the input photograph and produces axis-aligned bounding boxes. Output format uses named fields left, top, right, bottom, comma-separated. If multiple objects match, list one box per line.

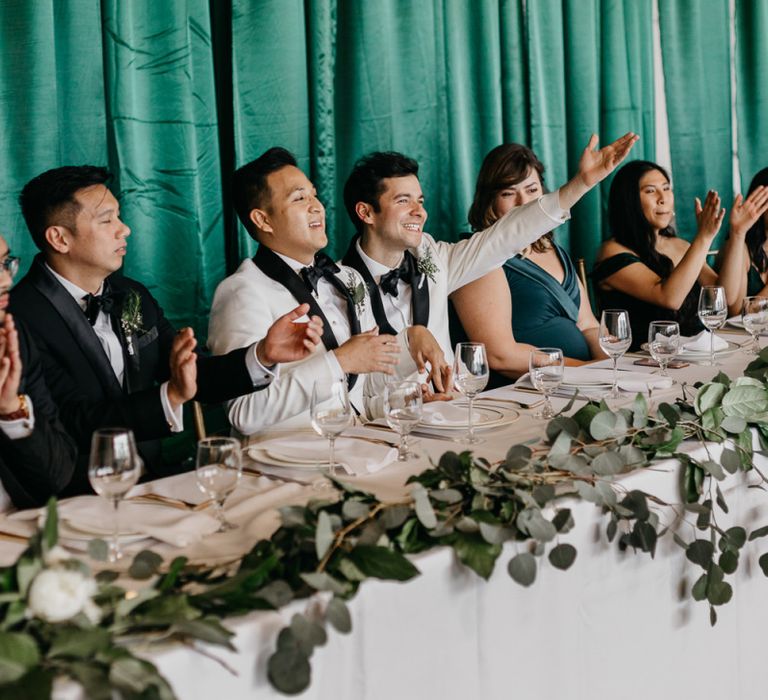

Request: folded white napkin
left=421, top=402, right=481, bottom=425
left=560, top=368, right=615, bottom=386
left=616, top=374, right=673, bottom=393
left=11, top=496, right=220, bottom=547
left=254, top=436, right=396, bottom=474
left=682, top=331, right=728, bottom=353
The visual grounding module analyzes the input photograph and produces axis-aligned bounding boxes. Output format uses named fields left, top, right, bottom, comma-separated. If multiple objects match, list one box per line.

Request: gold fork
left=127, top=493, right=212, bottom=511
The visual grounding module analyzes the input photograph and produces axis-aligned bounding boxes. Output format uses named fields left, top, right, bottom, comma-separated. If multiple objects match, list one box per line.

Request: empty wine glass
left=453, top=343, right=489, bottom=444
left=196, top=437, right=242, bottom=532
left=384, top=380, right=423, bottom=460
left=647, top=321, right=680, bottom=376
left=599, top=310, right=632, bottom=398
left=310, top=379, right=354, bottom=475
left=742, top=296, right=768, bottom=354
left=528, top=348, right=564, bottom=419
left=698, top=286, right=727, bottom=365
left=88, top=428, right=142, bottom=563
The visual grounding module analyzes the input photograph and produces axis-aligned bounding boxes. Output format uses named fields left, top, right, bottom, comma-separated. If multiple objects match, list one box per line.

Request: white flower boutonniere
left=120, top=290, right=144, bottom=356
left=415, top=246, right=439, bottom=288
left=344, top=271, right=367, bottom=316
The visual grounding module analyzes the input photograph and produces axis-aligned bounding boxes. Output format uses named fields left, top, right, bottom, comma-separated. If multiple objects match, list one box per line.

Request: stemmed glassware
left=741, top=296, right=768, bottom=354
left=697, top=286, right=727, bottom=366
left=647, top=321, right=680, bottom=376
left=195, top=437, right=242, bottom=532
left=384, top=380, right=423, bottom=460
left=88, top=428, right=142, bottom=562
left=453, top=342, right=489, bottom=444
left=528, top=347, right=564, bottom=419
left=310, top=379, right=354, bottom=475
left=599, top=310, right=632, bottom=398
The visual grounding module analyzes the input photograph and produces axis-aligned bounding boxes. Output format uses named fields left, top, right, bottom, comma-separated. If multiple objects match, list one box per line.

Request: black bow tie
left=300, top=253, right=340, bottom=294
left=82, top=291, right=115, bottom=325
left=379, top=254, right=414, bottom=297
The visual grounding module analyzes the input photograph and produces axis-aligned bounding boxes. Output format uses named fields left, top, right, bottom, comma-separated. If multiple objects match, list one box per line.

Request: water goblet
left=697, top=286, right=727, bottom=366
left=742, top=296, right=768, bottom=354
left=599, top=309, right=632, bottom=398
left=528, top=348, right=564, bottom=419
left=195, top=436, right=242, bottom=532
left=453, top=343, right=489, bottom=444
left=310, top=379, right=354, bottom=475
left=384, top=380, right=423, bottom=460
left=647, top=321, right=680, bottom=376
left=88, top=428, right=142, bottom=563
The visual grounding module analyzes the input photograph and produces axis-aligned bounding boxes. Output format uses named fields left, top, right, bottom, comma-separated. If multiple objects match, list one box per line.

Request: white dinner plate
left=420, top=404, right=505, bottom=428
left=727, top=316, right=768, bottom=336
left=640, top=340, right=741, bottom=359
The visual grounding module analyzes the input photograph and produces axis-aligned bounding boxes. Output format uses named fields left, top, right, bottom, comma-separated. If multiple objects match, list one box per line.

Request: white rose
left=27, top=569, right=99, bottom=623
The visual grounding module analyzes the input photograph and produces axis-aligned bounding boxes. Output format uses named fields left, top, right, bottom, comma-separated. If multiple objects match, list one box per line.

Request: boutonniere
left=344, top=271, right=367, bottom=316
left=120, top=290, right=144, bottom=356
left=415, top=245, right=439, bottom=288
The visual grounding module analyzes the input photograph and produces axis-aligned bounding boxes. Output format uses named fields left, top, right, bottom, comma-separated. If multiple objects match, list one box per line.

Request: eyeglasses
left=0, top=256, right=19, bottom=278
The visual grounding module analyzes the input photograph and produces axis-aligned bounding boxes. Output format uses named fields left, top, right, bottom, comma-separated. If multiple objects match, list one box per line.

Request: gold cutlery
left=127, top=493, right=212, bottom=511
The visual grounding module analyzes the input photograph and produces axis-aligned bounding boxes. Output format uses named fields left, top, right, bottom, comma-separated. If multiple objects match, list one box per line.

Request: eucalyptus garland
left=3, top=362, right=768, bottom=698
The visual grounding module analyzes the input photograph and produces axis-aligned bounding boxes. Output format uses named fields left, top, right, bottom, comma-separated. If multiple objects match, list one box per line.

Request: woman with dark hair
left=592, top=160, right=745, bottom=350
left=715, top=168, right=768, bottom=314
left=450, top=143, right=603, bottom=385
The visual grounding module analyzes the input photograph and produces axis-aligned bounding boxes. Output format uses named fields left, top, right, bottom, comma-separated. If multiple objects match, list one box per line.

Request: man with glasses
left=0, top=239, right=78, bottom=508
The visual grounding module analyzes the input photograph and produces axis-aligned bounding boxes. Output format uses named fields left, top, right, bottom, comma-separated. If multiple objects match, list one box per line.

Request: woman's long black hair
left=745, top=167, right=768, bottom=273
left=608, top=160, right=676, bottom=277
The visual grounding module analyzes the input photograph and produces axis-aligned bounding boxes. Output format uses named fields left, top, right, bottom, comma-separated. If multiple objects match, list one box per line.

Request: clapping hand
left=0, top=314, right=23, bottom=415
left=577, top=132, right=639, bottom=188
left=167, top=327, right=197, bottom=409
left=694, top=190, right=726, bottom=240
left=334, top=328, right=401, bottom=375
left=729, top=186, right=768, bottom=238
left=256, top=303, right=324, bottom=366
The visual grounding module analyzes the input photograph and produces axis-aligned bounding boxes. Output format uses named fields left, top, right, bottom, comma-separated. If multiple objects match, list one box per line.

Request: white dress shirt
left=355, top=240, right=413, bottom=333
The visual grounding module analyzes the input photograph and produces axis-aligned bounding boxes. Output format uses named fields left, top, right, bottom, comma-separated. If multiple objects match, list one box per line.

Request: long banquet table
left=3, top=331, right=767, bottom=700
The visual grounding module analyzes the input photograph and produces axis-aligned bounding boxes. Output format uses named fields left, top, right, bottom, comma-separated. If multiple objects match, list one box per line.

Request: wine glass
left=196, top=437, right=242, bottom=532
left=697, top=286, right=727, bottom=365
left=310, top=379, right=354, bottom=475
left=647, top=321, right=680, bottom=376
left=453, top=343, right=489, bottom=444
left=741, top=296, right=768, bottom=354
left=599, top=310, right=632, bottom=398
left=384, top=380, right=423, bottom=460
left=528, top=348, right=564, bottom=419
left=88, top=428, right=142, bottom=563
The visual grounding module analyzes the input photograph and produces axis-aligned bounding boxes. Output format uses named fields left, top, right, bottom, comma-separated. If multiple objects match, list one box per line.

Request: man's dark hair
left=232, top=147, right=298, bottom=240
left=343, top=152, right=419, bottom=235
left=19, top=166, right=112, bottom=251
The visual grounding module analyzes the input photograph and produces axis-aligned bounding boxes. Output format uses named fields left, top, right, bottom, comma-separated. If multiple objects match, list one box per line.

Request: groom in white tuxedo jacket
left=340, top=134, right=639, bottom=362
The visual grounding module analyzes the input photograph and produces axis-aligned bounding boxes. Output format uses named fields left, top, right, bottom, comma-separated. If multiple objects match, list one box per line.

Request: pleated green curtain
left=659, top=0, right=733, bottom=243
left=734, top=1, right=768, bottom=191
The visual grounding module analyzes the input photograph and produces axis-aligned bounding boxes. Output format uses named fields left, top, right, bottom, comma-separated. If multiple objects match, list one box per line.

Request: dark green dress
left=747, top=265, right=764, bottom=296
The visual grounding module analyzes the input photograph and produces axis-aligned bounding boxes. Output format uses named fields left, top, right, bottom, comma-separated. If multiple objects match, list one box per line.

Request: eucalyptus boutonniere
left=120, top=290, right=144, bottom=356
left=415, top=245, right=439, bottom=288
left=344, top=271, right=367, bottom=316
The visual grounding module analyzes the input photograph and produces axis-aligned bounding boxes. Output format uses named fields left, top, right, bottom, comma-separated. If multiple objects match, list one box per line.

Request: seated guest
left=340, top=134, right=637, bottom=383
left=449, top=144, right=605, bottom=385
left=0, top=235, right=77, bottom=509
left=592, top=160, right=744, bottom=351
left=11, top=166, right=322, bottom=491
left=208, top=148, right=447, bottom=435
left=714, top=168, right=768, bottom=314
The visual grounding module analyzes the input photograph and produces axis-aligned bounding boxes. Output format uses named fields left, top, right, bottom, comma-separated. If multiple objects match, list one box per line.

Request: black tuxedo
left=0, top=321, right=77, bottom=508
left=10, top=256, right=259, bottom=491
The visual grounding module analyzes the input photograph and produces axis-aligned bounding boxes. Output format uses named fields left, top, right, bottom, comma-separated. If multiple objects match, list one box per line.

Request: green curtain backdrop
left=659, top=0, right=733, bottom=244
left=734, top=0, right=768, bottom=192
left=0, top=0, right=759, bottom=334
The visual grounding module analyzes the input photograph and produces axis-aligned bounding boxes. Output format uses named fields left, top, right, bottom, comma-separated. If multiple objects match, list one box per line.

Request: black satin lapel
left=341, top=237, right=397, bottom=335
left=29, top=258, right=124, bottom=397
left=407, top=252, right=430, bottom=326
left=253, top=246, right=340, bottom=351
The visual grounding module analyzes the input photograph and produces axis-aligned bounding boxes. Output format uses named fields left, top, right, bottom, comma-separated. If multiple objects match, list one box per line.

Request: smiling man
left=10, top=166, right=323, bottom=489
left=341, top=134, right=639, bottom=362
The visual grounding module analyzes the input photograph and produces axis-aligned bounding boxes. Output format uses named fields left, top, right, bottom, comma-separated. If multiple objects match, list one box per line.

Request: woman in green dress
left=450, top=144, right=604, bottom=386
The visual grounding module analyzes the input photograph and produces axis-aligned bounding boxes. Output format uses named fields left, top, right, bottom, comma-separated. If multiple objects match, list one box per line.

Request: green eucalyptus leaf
left=532, top=484, right=555, bottom=506
left=128, top=550, right=163, bottom=580
left=452, top=533, right=502, bottom=579
left=720, top=415, right=747, bottom=434
left=594, top=481, right=618, bottom=507
left=0, top=632, right=40, bottom=684
left=42, top=498, right=58, bottom=551
left=504, top=445, right=532, bottom=471
left=16, top=554, right=42, bottom=598
left=720, top=447, right=741, bottom=474
left=315, top=511, right=335, bottom=561
left=336, top=557, right=367, bottom=582
left=268, top=646, right=311, bottom=695
left=173, top=618, right=236, bottom=650
left=723, top=526, right=747, bottom=549
left=478, top=521, right=514, bottom=546
left=749, top=525, right=768, bottom=541
left=618, top=491, right=649, bottom=520
left=516, top=508, right=557, bottom=543
left=347, top=545, right=419, bottom=581
left=548, top=543, right=577, bottom=570
left=341, top=499, right=370, bottom=521
left=632, top=393, right=648, bottom=427
left=606, top=517, right=618, bottom=542
left=719, top=549, right=738, bottom=574
left=591, top=451, right=624, bottom=476
left=573, top=402, right=601, bottom=433
left=548, top=431, right=572, bottom=457
left=326, top=597, right=352, bottom=634
left=87, top=539, right=109, bottom=562
left=699, top=459, right=726, bottom=481
left=721, top=383, right=768, bottom=419
left=255, top=580, right=294, bottom=609
left=290, top=613, right=327, bottom=653
left=552, top=509, right=574, bottom=533
left=691, top=573, right=708, bottom=601
left=590, top=410, right=628, bottom=441
left=437, top=451, right=464, bottom=478
left=574, top=481, right=602, bottom=504
left=707, top=580, right=733, bottom=606
left=507, top=552, right=537, bottom=587
left=759, top=552, right=768, bottom=576
left=430, top=489, right=463, bottom=504
left=109, top=658, right=149, bottom=694
left=658, top=402, right=678, bottom=427
left=694, top=382, right=727, bottom=415
left=379, top=504, right=412, bottom=530
left=545, top=416, right=579, bottom=442
left=300, top=572, right=349, bottom=595
left=686, top=539, right=715, bottom=568
left=411, top=484, right=437, bottom=529
left=48, top=628, right=110, bottom=659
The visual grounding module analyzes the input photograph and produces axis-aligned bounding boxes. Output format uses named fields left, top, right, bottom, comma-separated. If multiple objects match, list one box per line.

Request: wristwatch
left=0, top=394, right=30, bottom=421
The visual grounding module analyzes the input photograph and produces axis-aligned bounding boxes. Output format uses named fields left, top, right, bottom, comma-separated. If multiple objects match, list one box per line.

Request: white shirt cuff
left=540, top=191, right=571, bottom=222
left=160, top=382, right=184, bottom=433
left=324, top=350, right=347, bottom=382
left=0, top=395, right=35, bottom=439
left=246, top=343, right=279, bottom=387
